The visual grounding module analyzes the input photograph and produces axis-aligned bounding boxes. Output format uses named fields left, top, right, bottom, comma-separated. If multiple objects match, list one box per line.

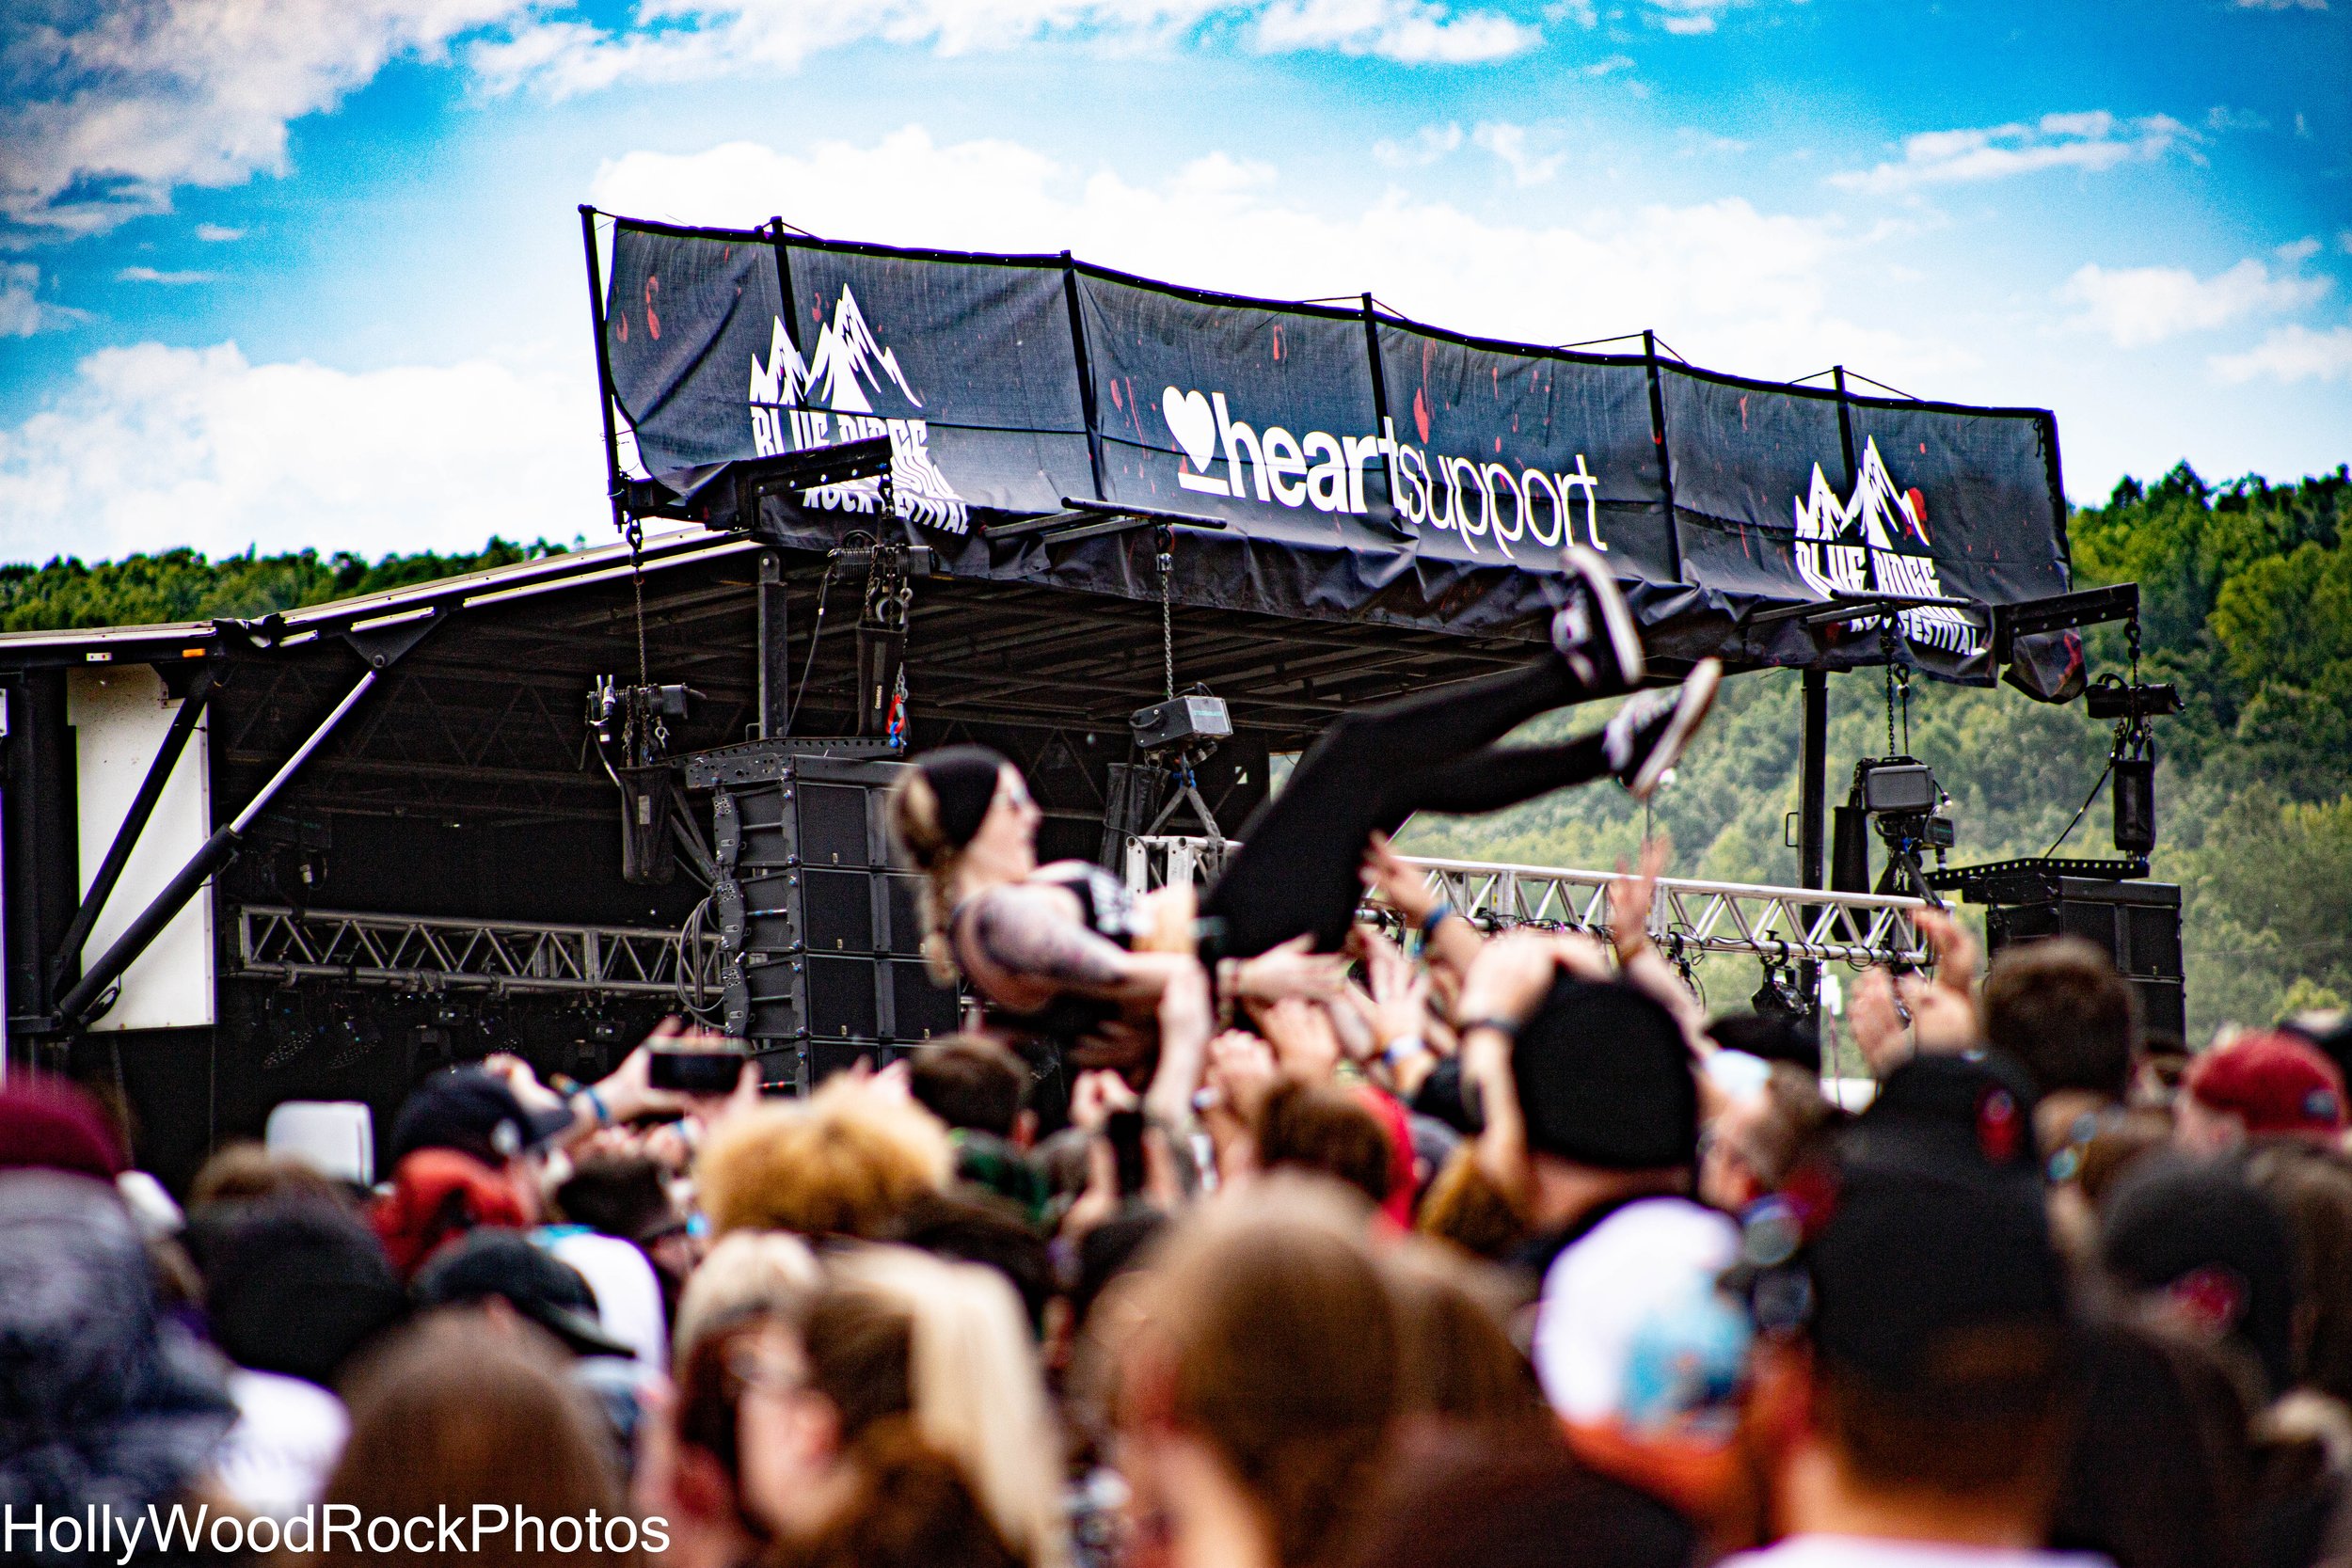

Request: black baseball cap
left=389, top=1068, right=573, bottom=1167
left=411, top=1228, right=633, bottom=1359
left=1797, top=1083, right=2067, bottom=1393
left=1511, top=973, right=1698, bottom=1172
left=2099, top=1153, right=2296, bottom=1397
left=1844, top=1052, right=2043, bottom=1184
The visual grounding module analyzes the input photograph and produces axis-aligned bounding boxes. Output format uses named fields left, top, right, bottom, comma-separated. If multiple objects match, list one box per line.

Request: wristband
left=1457, top=1016, right=1522, bottom=1043
left=1383, top=1034, right=1429, bottom=1069
left=573, top=1085, right=611, bottom=1127
left=1421, top=902, right=1454, bottom=935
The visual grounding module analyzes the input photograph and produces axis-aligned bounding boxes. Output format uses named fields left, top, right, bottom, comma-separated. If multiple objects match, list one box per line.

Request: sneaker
left=1604, top=658, right=1722, bottom=800
left=1549, top=546, right=1645, bottom=694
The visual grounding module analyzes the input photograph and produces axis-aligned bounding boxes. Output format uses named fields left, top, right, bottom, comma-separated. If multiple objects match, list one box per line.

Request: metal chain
left=1158, top=526, right=1176, bottom=701
left=1880, top=616, right=1899, bottom=757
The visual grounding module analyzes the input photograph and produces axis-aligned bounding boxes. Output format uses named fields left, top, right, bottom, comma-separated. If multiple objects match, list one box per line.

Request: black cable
left=2042, top=759, right=2115, bottom=859
left=786, top=560, right=836, bottom=735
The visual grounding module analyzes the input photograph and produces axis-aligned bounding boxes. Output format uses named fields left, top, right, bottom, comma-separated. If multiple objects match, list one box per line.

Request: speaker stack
left=1942, top=861, right=2187, bottom=1045
left=687, top=739, right=964, bottom=1087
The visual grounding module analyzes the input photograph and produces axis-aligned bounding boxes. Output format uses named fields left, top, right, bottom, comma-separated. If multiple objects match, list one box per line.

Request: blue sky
left=0, top=0, right=2345, bottom=562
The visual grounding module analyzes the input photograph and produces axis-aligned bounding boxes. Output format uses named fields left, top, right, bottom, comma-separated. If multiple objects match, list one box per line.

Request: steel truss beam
left=235, top=904, right=716, bottom=997
left=1121, top=839, right=1929, bottom=967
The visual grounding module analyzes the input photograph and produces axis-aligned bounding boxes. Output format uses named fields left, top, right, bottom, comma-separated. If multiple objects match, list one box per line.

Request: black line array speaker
left=688, top=740, right=963, bottom=1086
left=1986, top=876, right=2186, bottom=1045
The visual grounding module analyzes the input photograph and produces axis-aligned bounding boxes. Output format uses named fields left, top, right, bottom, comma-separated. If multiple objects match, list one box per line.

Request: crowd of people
left=9, top=562, right=2352, bottom=1568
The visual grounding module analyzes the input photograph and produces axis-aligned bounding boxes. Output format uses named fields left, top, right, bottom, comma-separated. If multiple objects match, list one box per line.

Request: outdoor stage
left=0, top=212, right=2173, bottom=1186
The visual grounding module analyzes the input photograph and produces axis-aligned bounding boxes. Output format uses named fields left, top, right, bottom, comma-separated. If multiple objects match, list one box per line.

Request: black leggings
left=1200, top=653, right=1613, bottom=956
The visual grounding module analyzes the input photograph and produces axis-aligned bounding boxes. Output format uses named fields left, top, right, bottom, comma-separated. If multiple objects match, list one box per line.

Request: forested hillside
left=8, top=464, right=2348, bottom=1040
left=1399, top=462, right=2352, bottom=1040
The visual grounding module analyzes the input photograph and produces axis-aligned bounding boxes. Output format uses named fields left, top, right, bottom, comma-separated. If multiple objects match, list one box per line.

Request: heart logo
left=1162, top=387, right=1218, bottom=474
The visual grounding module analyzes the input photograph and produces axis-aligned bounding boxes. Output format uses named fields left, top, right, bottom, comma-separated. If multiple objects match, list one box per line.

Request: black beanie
left=191, top=1195, right=408, bottom=1388
left=915, top=746, right=1009, bottom=855
left=1510, top=974, right=1698, bottom=1170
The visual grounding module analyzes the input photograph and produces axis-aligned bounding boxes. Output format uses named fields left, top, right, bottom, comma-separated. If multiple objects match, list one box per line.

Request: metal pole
left=56, top=671, right=376, bottom=1026
left=1798, top=666, right=1830, bottom=1019
left=580, top=206, right=628, bottom=536
left=50, top=668, right=215, bottom=993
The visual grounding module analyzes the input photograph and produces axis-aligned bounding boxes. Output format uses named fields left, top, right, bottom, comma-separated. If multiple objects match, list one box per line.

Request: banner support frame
left=579, top=206, right=628, bottom=539
left=1643, top=329, right=1685, bottom=583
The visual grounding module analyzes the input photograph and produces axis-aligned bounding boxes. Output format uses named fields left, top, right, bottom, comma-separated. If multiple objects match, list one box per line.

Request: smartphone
left=647, top=1043, right=750, bottom=1094
left=1105, top=1108, right=1148, bottom=1198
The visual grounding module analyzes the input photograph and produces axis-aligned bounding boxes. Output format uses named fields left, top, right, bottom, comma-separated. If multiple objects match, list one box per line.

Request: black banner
left=595, top=215, right=2071, bottom=679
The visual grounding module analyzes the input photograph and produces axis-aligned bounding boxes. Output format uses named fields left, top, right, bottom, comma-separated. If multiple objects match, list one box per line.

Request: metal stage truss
left=234, top=905, right=720, bottom=998
left=1124, top=838, right=1931, bottom=968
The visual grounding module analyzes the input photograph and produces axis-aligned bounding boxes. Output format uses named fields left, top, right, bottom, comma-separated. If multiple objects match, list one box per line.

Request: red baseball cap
left=2185, top=1031, right=2346, bottom=1139
left=0, top=1077, right=127, bottom=1180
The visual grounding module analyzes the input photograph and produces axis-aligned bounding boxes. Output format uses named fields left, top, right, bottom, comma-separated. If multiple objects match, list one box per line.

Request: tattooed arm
left=961, top=884, right=1196, bottom=1013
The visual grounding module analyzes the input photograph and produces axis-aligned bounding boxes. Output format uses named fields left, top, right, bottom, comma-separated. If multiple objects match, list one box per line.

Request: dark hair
left=888, top=1188, right=1055, bottom=1334
left=1339, top=1426, right=1694, bottom=1568
left=318, top=1314, right=627, bottom=1567
left=770, top=1418, right=1025, bottom=1568
left=1254, top=1078, right=1393, bottom=1206
left=1383, top=1242, right=1547, bottom=1431
left=1816, top=1321, right=2082, bottom=1497
left=552, top=1151, right=677, bottom=1242
left=675, top=1312, right=781, bottom=1502
left=908, top=1038, right=1028, bottom=1139
left=1982, top=938, right=2137, bottom=1099
left=799, top=1281, right=916, bottom=1442
left=1126, top=1178, right=1400, bottom=1568
left=2246, top=1142, right=2352, bottom=1404
left=189, top=1141, right=343, bottom=1208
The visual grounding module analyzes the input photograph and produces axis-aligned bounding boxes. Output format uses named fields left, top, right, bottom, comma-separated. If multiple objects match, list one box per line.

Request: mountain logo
left=748, top=287, right=969, bottom=533
left=1792, top=437, right=1979, bottom=656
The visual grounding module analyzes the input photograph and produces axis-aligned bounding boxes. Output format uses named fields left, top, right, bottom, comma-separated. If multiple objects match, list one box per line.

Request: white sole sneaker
left=1622, top=658, right=1721, bottom=800
left=1550, top=546, right=1645, bottom=691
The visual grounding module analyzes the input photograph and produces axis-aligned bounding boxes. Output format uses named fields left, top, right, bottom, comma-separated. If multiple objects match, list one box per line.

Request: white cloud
left=194, top=223, right=246, bottom=242
left=1252, top=0, right=1537, bottom=59
left=1645, top=0, right=1740, bottom=32
left=2061, top=249, right=2330, bottom=348
left=0, top=262, right=87, bottom=337
left=473, top=0, right=1535, bottom=94
left=2212, top=325, right=2352, bottom=384
left=2233, top=0, right=2327, bottom=9
left=119, top=266, right=219, bottom=284
left=1373, top=123, right=1465, bottom=167
left=2205, top=105, right=2269, bottom=133
left=1471, top=121, right=1563, bottom=185
left=589, top=126, right=1967, bottom=381
left=0, top=0, right=533, bottom=236
left=1829, top=111, right=2188, bottom=196
left=0, top=341, right=606, bottom=561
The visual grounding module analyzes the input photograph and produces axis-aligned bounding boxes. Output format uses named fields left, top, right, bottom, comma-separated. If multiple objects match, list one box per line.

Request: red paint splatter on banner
left=1273, top=325, right=1283, bottom=361
left=1413, top=388, right=1431, bottom=445
left=1110, top=380, right=1122, bottom=410
left=644, top=277, right=661, bottom=341
left=616, top=314, right=627, bottom=342
left=1739, top=394, right=1748, bottom=429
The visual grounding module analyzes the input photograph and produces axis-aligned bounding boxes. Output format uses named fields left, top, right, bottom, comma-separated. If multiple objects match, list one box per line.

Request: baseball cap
left=1844, top=1052, right=2043, bottom=1183
left=2184, top=1031, right=2345, bottom=1140
left=389, top=1068, right=574, bottom=1167
left=411, top=1228, right=634, bottom=1359
left=1512, top=974, right=1698, bottom=1171
left=1776, top=1083, right=2066, bottom=1395
left=2099, top=1153, right=2296, bottom=1396
left=0, top=1077, right=127, bottom=1180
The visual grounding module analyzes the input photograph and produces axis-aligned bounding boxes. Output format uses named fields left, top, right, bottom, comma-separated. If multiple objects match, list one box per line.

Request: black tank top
left=950, top=862, right=1145, bottom=1044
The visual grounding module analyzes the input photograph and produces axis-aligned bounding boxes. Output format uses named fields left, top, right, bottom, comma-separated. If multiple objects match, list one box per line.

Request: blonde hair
left=828, top=1244, right=1072, bottom=1568
left=695, top=1077, right=952, bottom=1239
left=668, top=1228, right=823, bottom=1375
left=887, top=768, right=965, bottom=984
